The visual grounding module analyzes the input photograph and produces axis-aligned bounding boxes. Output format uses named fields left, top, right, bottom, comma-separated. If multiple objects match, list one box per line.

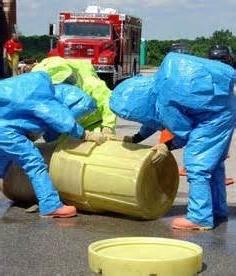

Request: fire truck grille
left=64, top=44, right=95, bottom=58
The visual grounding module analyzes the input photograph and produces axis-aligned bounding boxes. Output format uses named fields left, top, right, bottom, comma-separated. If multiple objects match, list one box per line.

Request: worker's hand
left=84, top=130, right=106, bottom=145
left=151, top=143, right=169, bottom=164
left=102, top=127, right=114, bottom=134
left=102, top=127, right=116, bottom=140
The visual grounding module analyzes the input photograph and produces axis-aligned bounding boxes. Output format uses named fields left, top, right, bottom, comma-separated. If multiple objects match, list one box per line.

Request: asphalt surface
left=0, top=118, right=236, bottom=275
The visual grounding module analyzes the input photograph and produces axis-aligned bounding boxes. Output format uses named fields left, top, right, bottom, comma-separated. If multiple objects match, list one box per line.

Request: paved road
left=0, top=118, right=236, bottom=275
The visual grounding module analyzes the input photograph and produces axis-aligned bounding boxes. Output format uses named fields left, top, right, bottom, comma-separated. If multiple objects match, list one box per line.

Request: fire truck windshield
left=64, top=23, right=111, bottom=38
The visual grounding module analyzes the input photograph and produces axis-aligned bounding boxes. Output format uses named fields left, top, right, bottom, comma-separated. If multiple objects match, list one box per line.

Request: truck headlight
left=64, top=46, right=72, bottom=56
left=98, top=57, right=109, bottom=64
left=87, top=48, right=94, bottom=56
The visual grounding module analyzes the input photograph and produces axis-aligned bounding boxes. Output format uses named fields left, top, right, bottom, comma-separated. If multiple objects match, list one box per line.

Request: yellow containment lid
left=89, top=237, right=203, bottom=276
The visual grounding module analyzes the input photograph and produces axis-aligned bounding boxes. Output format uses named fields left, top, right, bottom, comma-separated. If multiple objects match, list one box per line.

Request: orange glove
left=159, top=129, right=175, bottom=144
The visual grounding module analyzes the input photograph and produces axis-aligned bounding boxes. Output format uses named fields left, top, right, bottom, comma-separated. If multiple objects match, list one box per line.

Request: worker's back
left=154, top=53, right=235, bottom=115
left=0, top=72, right=75, bottom=135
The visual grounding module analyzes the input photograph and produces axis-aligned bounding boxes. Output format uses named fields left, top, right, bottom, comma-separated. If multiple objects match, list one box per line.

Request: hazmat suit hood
left=54, top=84, right=97, bottom=119
left=43, top=83, right=97, bottom=142
left=32, top=57, right=76, bottom=84
left=110, top=75, right=162, bottom=130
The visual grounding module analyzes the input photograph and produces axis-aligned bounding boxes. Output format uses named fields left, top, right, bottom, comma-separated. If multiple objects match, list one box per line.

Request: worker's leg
left=184, top=112, right=233, bottom=228
left=11, top=54, right=19, bottom=76
left=211, top=161, right=228, bottom=220
left=0, top=129, right=63, bottom=215
left=7, top=54, right=13, bottom=76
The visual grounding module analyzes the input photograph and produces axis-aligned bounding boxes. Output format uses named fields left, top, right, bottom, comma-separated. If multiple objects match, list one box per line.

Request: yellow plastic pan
left=89, top=237, right=203, bottom=276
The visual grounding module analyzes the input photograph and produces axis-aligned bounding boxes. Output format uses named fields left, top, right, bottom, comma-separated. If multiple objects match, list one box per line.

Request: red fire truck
left=48, top=6, right=142, bottom=87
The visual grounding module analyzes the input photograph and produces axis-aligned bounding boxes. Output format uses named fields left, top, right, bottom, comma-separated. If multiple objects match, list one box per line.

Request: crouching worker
left=32, top=57, right=117, bottom=136
left=110, top=53, right=235, bottom=230
left=43, top=83, right=98, bottom=143
left=0, top=72, right=105, bottom=218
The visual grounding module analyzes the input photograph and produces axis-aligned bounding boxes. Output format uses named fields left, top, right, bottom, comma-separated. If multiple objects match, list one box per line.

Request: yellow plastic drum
left=50, top=139, right=179, bottom=220
left=89, top=237, right=203, bottom=276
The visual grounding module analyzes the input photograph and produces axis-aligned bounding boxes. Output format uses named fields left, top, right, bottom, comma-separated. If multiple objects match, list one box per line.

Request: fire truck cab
left=49, top=6, right=142, bottom=87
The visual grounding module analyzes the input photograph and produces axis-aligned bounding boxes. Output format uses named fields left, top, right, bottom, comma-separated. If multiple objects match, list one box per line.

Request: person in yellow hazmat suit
left=32, top=57, right=116, bottom=136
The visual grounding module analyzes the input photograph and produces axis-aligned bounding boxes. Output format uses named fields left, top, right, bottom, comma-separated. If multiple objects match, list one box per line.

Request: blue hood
left=110, top=75, right=161, bottom=129
left=54, top=84, right=96, bottom=119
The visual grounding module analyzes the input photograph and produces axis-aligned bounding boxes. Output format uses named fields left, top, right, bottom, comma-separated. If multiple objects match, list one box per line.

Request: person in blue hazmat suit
left=0, top=71, right=105, bottom=218
left=43, top=83, right=97, bottom=143
left=110, top=53, right=235, bottom=230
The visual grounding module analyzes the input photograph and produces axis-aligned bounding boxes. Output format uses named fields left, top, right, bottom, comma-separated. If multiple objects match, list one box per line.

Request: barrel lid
left=89, top=237, right=203, bottom=276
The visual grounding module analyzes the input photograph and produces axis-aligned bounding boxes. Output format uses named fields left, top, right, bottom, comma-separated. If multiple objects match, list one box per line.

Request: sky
left=17, top=0, right=236, bottom=40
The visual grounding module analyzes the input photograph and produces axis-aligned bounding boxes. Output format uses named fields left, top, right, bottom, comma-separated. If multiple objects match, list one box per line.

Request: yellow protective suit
left=32, top=57, right=116, bottom=131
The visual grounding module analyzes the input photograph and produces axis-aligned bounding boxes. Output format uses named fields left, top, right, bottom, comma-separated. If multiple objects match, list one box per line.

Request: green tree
left=147, top=29, right=236, bottom=66
left=20, top=35, right=52, bottom=61
left=211, top=29, right=234, bottom=45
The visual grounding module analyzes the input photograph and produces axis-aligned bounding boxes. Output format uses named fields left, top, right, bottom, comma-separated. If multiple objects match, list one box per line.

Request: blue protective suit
left=54, top=84, right=96, bottom=119
left=0, top=72, right=89, bottom=215
left=110, top=53, right=235, bottom=227
left=44, top=83, right=96, bottom=142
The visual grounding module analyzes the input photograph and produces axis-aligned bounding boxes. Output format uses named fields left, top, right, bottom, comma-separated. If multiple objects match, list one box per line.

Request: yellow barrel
left=89, top=237, right=203, bottom=276
left=50, top=139, right=179, bottom=220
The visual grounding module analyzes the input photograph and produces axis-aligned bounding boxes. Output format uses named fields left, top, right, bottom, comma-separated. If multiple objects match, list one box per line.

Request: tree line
left=19, top=29, right=236, bottom=66
left=147, top=29, right=236, bottom=66
left=19, top=35, right=52, bottom=62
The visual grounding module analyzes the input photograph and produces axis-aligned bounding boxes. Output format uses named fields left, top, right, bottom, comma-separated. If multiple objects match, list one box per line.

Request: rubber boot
left=41, top=205, right=77, bottom=218
left=172, top=217, right=212, bottom=231
left=179, top=167, right=187, bottom=176
left=225, top=178, right=234, bottom=186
